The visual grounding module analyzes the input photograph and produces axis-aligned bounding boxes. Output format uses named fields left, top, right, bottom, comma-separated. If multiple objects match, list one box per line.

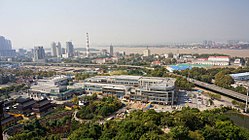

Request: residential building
left=51, top=42, right=62, bottom=57
left=143, top=47, right=151, bottom=57
left=66, top=41, right=74, bottom=58
left=100, top=49, right=108, bottom=57
left=0, top=36, right=16, bottom=57
left=51, top=42, right=57, bottom=57
left=110, top=45, right=114, bottom=56
left=56, top=42, right=62, bottom=57
left=33, top=46, right=46, bottom=62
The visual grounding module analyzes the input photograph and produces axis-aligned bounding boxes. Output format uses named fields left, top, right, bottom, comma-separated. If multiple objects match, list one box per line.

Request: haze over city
left=2, top=1, right=249, bottom=140
left=1, top=0, right=249, bottom=49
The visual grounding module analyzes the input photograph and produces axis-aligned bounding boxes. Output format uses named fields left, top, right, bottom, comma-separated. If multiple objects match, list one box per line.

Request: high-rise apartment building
left=56, top=42, right=62, bottom=57
left=0, top=36, right=16, bottom=57
left=51, top=42, right=57, bottom=57
left=110, top=45, right=114, bottom=56
left=51, top=42, right=62, bottom=57
left=66, top=41, right=74, bottom=58
left=33, top=46, right=45, bottom=62
left=143, top=46, right=151, bottom=57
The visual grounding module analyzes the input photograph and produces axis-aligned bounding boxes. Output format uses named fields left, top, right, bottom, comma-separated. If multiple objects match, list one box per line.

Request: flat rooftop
left=230, top=72, right=249, bottom=77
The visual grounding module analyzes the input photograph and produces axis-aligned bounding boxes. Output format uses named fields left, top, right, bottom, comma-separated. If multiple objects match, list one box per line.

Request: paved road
left=189, top=78, right=248, bottom=102
left=73, top=110, right=83, bottom=123
left=0, top=61, right=153, bottom=70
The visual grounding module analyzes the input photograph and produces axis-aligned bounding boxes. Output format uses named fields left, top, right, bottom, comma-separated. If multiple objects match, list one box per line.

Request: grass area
left=231, top=100, right=246, bottom=109
left=202, top=92, right=221, bottom=100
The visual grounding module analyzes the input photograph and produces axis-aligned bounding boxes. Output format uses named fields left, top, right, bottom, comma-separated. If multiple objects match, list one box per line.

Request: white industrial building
left=230, top=72, right=249, bottom=81
left=83, top=75, right=177, bottom=105
left=193, top=56, right=230, bottom=66
left=29, top=75, right=73, bottom=100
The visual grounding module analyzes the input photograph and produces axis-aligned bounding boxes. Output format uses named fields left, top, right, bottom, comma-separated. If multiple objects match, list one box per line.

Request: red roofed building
left=193, top=56, right=230, bottom=66
left=208, top=56, right=230, bottom=62
left=151, top=60, right=162, bottom=66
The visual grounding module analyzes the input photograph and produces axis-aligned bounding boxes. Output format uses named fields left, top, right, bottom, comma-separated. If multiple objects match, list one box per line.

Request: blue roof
left=230, top=72, right=249, bottom=77
left=170, top=65, right=192, bottom=71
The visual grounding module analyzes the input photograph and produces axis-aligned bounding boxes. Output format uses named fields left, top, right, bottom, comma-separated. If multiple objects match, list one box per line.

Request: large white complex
left=84, top=75, right=177, bottom=105
left=29, top=75, right=73, bottom=100
left=230, top=72, right=249, bottom=81
left=193, top=56, right=230, bottom=66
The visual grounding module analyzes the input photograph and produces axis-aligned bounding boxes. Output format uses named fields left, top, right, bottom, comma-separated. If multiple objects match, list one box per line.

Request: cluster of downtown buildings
left=32, top=41, right=75, bottom=62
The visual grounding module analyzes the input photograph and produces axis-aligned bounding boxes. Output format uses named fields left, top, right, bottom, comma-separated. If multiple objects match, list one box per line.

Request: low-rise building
left=1, top=113, right=21, bottom=128
left=83, top=75, right=177, bottom=105
left=29, top=75, right=73, bottom=100
left=32, top=98, right=54, bottom=118
left=230, top=72, right=249, bottom=81
left=233, top=58, right=244, bottom=66
left=14, top=97, right=36, bottom=115
left=193, top=56, right=230, bottom=66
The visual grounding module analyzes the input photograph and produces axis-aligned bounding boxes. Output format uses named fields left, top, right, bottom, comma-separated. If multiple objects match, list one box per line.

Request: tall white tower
left=86, top=33, right=90, bottom=57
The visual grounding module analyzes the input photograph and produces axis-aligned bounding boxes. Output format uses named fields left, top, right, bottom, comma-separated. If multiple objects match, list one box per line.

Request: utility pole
left=0, top=101, right=3, bottom=140
left=245, top=87, right=249, bottom=113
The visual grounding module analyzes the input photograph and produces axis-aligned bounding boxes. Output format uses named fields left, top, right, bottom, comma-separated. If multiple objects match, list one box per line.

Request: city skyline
left=1, top=0, right=249, bottom=49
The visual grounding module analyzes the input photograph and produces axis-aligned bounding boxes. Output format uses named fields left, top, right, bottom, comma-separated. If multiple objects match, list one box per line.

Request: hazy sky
left=1, top=0, right=249, bottom=49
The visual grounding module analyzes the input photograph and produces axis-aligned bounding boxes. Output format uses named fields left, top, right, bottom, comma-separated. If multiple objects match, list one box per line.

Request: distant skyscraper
left=86, top=33, right=90, bottom=57
left=51, top=42, right=57, bottom=57
left=56, top=42, right=62, bottom=57
left=33, top=46, right=45, bottom=62
left=66, top=41, right=74, bottom=58
left=110, top=45, right=114, bottom=56
left=143, top=46, right=151, bottom=57
left=51, top=42, right=62, bottom=57
left=101, top=49, right=108, bottom=56
left=0, top=36, right=16, bottom=57
left=61, top=48, right=66, bottom=54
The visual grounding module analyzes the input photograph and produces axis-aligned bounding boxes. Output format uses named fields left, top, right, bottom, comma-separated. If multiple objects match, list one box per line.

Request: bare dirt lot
left=114, top=47, right=249, bottom=57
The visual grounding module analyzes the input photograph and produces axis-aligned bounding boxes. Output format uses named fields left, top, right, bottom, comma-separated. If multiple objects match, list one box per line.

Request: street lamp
left=245, top=87, right=249, bottom=113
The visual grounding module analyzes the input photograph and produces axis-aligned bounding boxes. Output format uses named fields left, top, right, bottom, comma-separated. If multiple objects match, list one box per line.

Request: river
left=226, top=112, right=249, bottom=129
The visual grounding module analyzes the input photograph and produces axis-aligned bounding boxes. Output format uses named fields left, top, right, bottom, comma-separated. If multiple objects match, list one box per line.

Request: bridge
left=189, top=78, right=248, bottom=102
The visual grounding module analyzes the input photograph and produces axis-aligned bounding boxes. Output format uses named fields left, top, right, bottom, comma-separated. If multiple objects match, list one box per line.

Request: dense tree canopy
left=77, top=96, right=123, bottom=120
left=68, top=107, right=249, bottom=140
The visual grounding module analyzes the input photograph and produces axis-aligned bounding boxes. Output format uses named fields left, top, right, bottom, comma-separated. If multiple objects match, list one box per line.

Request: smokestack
left=86, top=33, right=90, bottom=57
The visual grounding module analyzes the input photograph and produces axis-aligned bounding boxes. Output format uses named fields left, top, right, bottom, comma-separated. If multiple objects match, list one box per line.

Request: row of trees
left=74, top=73, right=92, bottom=81
left=68, top=107, right=249, bottom=140
left=175, top=67, right=249, bottom=94
left=2, top=68, right=57, bottom=78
